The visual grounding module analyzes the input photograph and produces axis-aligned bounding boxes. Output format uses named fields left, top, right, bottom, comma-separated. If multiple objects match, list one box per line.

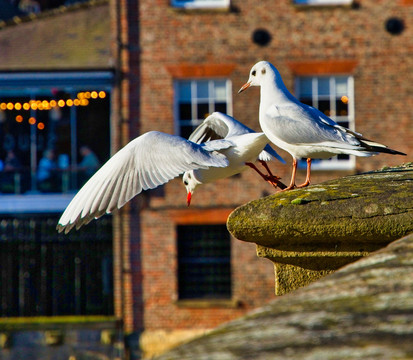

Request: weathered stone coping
left=227, top=163, right=413, bottom=294
left=155, top=233, right=413, bottom=360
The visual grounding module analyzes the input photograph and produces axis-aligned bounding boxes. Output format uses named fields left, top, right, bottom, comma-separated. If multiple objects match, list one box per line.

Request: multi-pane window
left=177, top=224, right=231, bottom=300
left=174, top=79, right=232, bottom=139
left=0, top=214, right=113, bottom=317
left=171, top=0, right=230, bottom=9
left=0, top=89, right=110, bottom=194
left=295, top=75, right=355, bottom=170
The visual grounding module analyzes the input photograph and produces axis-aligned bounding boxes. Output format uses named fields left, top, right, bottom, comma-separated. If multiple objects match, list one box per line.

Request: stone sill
left=0, top=315, right=121, bottom=331
left=176, top=299, right=240, bottom=309
left=293, top=1, right=356, bottom=10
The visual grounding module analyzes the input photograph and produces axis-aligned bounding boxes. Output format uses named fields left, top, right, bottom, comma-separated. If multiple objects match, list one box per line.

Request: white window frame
left=294, top=0, right=352, bottom=5
left=295, top=75, right=356, bottom=171
left=171, top=0, right=230, bottom=9
left=173, top=78, right=233, bottom=137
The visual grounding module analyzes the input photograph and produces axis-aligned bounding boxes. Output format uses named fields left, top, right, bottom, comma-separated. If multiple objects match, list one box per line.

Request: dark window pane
left=336, top=99, right=348, bottom=116
left=318, top=100, right=331, bottom=116
left=197, top=103, right=209, bottom=120
left=214, top=102, right=227, bottom=114
left=180, top=125, right=195, bottom=139
left=177, top=224, right=231, bottom=300
left=179, top=103, right=192, bottom=121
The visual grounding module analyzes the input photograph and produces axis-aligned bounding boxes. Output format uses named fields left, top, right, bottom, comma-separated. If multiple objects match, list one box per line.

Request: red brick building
left=112, top=0, right=412, bottom=357
left=0, top=1, right=411, bottom=359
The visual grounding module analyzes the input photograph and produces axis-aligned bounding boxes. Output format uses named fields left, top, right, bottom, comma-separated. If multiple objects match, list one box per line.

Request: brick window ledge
left=166, top=64, right=236, bottom=78
left=175, top=299, right=241, bottom=309
left=287, top=59, right=358, bottom=75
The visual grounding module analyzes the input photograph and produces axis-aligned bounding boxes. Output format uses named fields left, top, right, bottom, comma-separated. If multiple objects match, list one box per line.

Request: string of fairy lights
left=0, top=91, right=107, bottom=131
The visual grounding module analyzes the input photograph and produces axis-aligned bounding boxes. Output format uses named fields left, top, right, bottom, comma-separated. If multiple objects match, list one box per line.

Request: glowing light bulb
left=50, top=100, right=57, bottom=107
left=28, top=117, right=36, bottom=125
left=23, top=103, right=30, bottom=110
left=15, top=103, right=22, bottom=111
left=7, top=103, right=14, bottom=110
left=99, top=91, right=106, bottom=99
left=0, top=103, right=7, bottom=110
left=66, top=99, right=74, bottom=107
left=91, top=91, right=98, bottom=99
left=16, top=115, right=23, bottom=123
left=341, top=95, right=349, bottom=104
left=37, top=122, right=45, bottom=130
left=58, top=100, right=65, bottom=107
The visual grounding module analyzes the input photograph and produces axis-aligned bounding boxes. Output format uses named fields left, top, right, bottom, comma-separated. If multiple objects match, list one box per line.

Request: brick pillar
left=110, top=0, right=143, bottom=359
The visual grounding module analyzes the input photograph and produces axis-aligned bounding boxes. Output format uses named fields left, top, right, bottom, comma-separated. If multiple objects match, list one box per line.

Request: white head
left=182, top=170, right=200, bottom=206
left=238, top=61, right=289, bottom=93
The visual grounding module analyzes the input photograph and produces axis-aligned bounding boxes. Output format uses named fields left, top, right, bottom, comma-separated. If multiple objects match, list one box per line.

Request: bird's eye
left=251, top=70, right=256, bottom=76
left=183, top=180, right=188, bottom=186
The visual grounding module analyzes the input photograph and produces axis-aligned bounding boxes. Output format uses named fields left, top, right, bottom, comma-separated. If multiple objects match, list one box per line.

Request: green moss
left=291, top=198, right=309, bottom=205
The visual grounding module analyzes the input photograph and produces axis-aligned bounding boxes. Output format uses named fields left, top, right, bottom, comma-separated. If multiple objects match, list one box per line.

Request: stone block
left=227, top=164, right=413, bottom=294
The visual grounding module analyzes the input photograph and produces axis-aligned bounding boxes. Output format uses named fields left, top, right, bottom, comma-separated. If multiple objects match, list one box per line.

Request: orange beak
left=186, top=192, right=192, bottom=207
left=238, top=81, right=251, bottom=94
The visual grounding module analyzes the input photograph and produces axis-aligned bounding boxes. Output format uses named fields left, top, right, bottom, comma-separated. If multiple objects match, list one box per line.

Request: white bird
left=239, top=61, right=406, bottom=190
left=57, top=113, right=285, bottom=233
left=57, top=131, right=232, bottom=233
left=182, top=112, right=286, bottom=205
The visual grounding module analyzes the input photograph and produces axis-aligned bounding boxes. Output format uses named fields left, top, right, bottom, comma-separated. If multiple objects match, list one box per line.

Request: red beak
left=238, top=82, right=251, bottom=94
left=186, top=192, right=192, bottom=207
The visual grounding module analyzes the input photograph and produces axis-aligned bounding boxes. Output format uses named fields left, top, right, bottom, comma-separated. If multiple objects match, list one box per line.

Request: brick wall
left=113, top=0, right=413, bottom=354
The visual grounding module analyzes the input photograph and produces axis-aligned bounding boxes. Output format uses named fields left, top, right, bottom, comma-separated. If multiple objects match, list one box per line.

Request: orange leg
left=259, top=160, right=287, bottom=190
left=283, top=158, right=298, bottom=191
left=245, top=162, right=286, bottom=190
left=297, top=158, right=312, bottom=188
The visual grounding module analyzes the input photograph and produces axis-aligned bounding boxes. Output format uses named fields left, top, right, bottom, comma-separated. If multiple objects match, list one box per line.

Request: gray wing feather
left=189, top=112, right=252, bottom=143
left=190, top=112, right=285, bottom=163
left=57, top=131, right=229, bottom=233
left=266, top=104, right=361, bottom=148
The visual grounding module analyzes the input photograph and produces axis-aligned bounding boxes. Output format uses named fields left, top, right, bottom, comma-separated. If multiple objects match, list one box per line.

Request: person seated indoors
left=37, top=149, right=58, bottom=192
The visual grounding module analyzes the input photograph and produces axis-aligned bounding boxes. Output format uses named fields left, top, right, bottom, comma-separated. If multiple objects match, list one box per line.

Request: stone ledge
left=227, top=163, right=413, bottom=295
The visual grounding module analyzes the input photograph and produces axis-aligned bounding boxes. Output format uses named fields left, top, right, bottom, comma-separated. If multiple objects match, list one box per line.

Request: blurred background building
left=0, top=0, right=411, bottom=359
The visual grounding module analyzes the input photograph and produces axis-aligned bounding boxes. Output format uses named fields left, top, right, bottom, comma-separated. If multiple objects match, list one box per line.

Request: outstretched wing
left=57, top=131, right=230, bottom=233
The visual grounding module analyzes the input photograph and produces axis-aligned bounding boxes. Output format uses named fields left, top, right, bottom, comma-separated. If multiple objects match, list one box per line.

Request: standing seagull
left=239, top=61, right=406, bottom=190
left=183, top=112, right=286, bottom=205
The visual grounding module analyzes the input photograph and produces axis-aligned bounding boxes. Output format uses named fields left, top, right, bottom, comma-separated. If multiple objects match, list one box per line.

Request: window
left=0, top=72, right=112, bottom=194
left=294, top=0, right=353, bottom=5
left=174, top=79, right=232, bottom=138
left=295, top=75, right=355, bottom=170
left=0, top=214, right=113, bottom=316
left=177, top=224, right=231, bottom=300
left=171, top=0, right=230, bottom=9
